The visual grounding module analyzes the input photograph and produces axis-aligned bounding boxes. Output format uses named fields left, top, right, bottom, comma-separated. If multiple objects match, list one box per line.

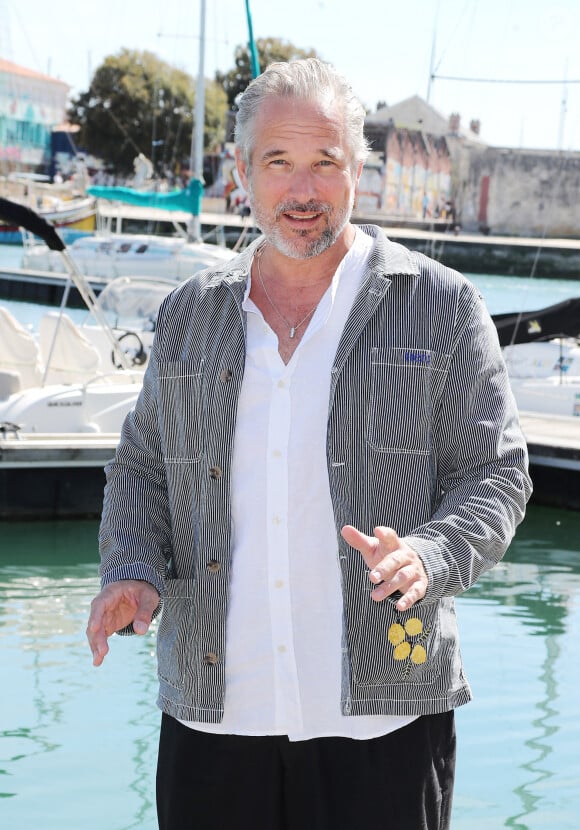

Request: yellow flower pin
left=388, top=623, right=406, bottom=646
left=411, top=644, right=427, bottom=664
left=393, top=641, right=412, bottom=660
left=404, top=617, right=423, bottom=636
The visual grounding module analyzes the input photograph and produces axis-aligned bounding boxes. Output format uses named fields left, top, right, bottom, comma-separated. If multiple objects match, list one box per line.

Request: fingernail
left=134, top=621, right=148, bottom=635
left=370, top=570, right=382, bottom=582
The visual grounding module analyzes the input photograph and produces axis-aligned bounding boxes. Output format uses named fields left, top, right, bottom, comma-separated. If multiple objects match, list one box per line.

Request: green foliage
left=215, top=37, right=319, bottom=109
left=67, top=49, right=227, bottom=177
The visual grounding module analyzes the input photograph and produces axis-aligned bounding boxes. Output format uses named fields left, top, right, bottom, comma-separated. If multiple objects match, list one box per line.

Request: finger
left=133, top=587, right=159, bottom=634
left=86, top=606, right=110, bottom=666
left=395, top=577, right=428, bottom=611
left=341, top=524, right=380, bottom=569
left=368, top=526, right=401, bottom=583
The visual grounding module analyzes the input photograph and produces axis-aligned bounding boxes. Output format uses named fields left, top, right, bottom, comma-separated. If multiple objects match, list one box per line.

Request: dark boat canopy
left=492, top=297, right=580, bottom=346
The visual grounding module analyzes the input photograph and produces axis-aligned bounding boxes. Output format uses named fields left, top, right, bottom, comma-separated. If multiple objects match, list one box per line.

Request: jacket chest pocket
left=366, top=347, right=448, bottom=453
left=159, top=360, right=204, bottom=462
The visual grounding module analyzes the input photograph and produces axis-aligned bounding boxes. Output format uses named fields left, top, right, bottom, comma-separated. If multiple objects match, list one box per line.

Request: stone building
left=457, top=144, right=580, bottom=238
left=364, top=94, right=580, bottom=238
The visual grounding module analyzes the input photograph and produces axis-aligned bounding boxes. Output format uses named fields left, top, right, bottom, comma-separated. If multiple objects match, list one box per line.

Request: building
left=457, top=144, right=580, bottom=237
left=363, top=94, right=580, bottom=238
left=0, top=58, right=69, bottom=175
left=361, top=95, right=484, bottom=221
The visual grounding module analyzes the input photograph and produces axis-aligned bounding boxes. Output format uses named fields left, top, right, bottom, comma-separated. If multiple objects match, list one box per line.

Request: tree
left=67, top=49, right=228, bottom=177
left=216, top=37, right=319, bottom=109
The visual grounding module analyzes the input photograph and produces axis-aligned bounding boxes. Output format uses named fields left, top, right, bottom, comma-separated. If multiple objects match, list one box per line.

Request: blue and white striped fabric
left=99, top=225, right=532, bottom=723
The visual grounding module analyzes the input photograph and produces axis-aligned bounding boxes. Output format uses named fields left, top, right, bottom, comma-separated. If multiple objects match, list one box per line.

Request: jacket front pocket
left=350, top=589, right=440, bottom=687
left=158, top=360, right=204, bottom=462
left=157, top=578, right=197, bottom=691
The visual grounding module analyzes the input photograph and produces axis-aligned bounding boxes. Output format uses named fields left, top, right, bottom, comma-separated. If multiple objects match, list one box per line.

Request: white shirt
left=185, top=229, right=415, bottom=740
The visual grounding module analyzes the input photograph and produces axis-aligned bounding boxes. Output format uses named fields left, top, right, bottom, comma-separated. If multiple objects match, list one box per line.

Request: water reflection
left=1, top=508, right=579, bottom=829
left=455, top=505, right=580, bottom=829
left=0, top=520, right=158, bottom=829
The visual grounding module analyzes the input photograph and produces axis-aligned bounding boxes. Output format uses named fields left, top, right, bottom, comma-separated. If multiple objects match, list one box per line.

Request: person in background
left=87, top=58, right=532, bottom=830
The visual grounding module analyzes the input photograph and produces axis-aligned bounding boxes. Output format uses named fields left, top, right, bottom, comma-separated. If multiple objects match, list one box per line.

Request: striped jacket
left=99, top=225, right=532, bottom=723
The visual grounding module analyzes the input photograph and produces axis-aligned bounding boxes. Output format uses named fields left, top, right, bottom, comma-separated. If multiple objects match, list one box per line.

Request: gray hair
left=234, top=58, right=370, bottom=171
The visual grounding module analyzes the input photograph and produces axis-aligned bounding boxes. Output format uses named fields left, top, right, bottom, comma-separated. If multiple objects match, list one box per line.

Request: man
left=87, top=58, right=531, bottom=829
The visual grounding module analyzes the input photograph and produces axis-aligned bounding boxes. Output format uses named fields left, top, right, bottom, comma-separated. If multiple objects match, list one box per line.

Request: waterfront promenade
left=96, top=198, right=580, bottom=279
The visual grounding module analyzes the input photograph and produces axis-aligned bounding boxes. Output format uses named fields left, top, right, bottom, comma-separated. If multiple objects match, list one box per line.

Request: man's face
left=236, top=97, right=362, bottom=260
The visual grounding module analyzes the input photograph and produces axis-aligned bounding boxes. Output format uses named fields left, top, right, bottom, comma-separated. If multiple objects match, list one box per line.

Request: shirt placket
left=266, top=357, right=303, bottom=734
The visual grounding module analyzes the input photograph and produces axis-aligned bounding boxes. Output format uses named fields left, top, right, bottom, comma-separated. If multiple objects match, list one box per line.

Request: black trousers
left=156, top=710, right=456, bottom=830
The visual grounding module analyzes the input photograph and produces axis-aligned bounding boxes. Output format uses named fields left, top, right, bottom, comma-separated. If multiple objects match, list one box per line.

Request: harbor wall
left=456, top=146, right=580, bottom=239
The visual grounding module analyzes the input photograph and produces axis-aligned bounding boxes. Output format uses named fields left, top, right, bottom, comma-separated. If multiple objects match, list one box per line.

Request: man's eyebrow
left=260, top=147, right=343, bottom=161
left=261, top=148, right=287, bottom=161
left=321, top=147, right=342, bottom=160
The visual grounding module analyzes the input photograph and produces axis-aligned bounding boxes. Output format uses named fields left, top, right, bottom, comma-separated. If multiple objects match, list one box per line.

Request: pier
left=0, top=416, right=578, bottom=519
left=519, top=412, right=580, bottom=511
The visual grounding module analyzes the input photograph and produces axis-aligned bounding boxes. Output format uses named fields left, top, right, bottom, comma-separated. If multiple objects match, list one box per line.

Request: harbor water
left=1, top=242, right=580, bottom=828
left=1, top=507, right=579, bottom=829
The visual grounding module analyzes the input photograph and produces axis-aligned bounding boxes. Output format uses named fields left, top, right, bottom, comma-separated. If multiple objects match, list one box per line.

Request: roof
left=366, top=94, right=485, bottom=144
left=0, top=57, right=70, bottom=88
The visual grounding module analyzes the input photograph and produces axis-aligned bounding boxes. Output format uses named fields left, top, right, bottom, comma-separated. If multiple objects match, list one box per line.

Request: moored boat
left=492, top=297, right=580, bottom=418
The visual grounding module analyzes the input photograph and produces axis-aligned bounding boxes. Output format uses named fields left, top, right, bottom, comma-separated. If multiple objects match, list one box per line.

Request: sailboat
left=14, top=0, right=262, bottom=288
left=84, top=0, right=260, bottom=258
left=491, top=298, right=580, bottom=417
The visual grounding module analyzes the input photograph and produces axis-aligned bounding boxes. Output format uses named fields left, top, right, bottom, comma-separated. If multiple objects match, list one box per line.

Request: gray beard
left=247, top=194, right=354, bottom=260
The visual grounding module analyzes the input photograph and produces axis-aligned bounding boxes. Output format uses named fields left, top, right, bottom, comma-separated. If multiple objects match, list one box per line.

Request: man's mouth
left=286, top=211, right=320, bottom=221
left=276, top=201, right=330, bottom=223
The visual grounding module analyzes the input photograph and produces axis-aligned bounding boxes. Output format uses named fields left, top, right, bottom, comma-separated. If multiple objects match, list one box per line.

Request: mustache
left=274, top=200, right=332, bottom=219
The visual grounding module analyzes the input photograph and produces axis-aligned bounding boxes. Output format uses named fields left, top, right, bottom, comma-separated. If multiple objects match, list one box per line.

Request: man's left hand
left=341, top=525, right=428, bottom=611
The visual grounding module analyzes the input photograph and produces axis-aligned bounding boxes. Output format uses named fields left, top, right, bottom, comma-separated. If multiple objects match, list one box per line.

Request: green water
left=1, top=507, right=579, bottom=829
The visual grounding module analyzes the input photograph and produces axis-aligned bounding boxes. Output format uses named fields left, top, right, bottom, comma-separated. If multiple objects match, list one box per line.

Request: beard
left=246, top=188, right=355, bottom=260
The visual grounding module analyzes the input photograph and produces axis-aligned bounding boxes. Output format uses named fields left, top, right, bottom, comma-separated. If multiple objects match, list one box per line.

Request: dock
left=1, top=415, right=579, bottom=519
left=0, top=433, right=116, bottom=520
left=519, top=412, right=580, bottom=511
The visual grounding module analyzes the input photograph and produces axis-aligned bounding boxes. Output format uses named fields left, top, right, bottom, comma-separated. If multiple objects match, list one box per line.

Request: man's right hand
left=86, top=580, right=160, bottom=666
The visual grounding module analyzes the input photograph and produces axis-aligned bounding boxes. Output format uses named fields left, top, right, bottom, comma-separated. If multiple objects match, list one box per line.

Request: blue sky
left=3, top=0, right=579, bottom=151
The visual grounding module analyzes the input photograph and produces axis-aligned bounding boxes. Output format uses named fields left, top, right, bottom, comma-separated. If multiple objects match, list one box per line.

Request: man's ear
left=235, top=148, right=249, bottom=191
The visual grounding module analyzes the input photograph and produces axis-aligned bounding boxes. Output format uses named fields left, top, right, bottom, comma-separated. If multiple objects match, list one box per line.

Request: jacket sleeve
left=98, top=340, right=171, bottom=600
left=403, top=284, right=532, bottom=602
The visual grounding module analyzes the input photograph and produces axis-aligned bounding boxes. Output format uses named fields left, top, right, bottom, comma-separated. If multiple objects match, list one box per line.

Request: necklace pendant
left=289, top=327, right=296, bottom=339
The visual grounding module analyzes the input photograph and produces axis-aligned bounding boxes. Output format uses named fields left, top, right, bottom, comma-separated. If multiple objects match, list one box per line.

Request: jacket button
left=207, top=559, right=221, bottom=573
left=220, top=368, right=232, bottom=383
left=203, top=652, right=219, bottom=666
left=209, top=465, right=222, bottom=479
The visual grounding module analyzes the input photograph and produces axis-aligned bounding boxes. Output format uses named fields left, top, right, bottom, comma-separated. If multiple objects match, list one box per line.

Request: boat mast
left=187, top=0, right=207, bottom=242
left=245, top=0, right=260, bottom=79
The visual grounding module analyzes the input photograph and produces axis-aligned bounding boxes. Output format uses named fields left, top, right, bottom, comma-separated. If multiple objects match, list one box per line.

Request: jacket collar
left=201, top=225, right=420, bottom=316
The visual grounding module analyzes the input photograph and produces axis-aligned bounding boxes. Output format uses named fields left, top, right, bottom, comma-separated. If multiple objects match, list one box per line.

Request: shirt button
left=220, top=368, right=232, bottom=383
left=209, top=465, right=222, bottom=480
left=277, top=645, right=287, bottom=654
left=274, top=579, right=284, bottom=589
left=207, top=560, right=221, bottom=573
left=203, top=652, right=219, bottom=665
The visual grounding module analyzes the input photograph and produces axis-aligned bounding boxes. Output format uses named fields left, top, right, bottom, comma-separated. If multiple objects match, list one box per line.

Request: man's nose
left=286, top=167, right=319, bottom=201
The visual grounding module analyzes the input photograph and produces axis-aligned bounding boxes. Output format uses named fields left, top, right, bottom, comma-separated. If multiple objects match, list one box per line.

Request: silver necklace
left=256, top=247, right=318, bottom=339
